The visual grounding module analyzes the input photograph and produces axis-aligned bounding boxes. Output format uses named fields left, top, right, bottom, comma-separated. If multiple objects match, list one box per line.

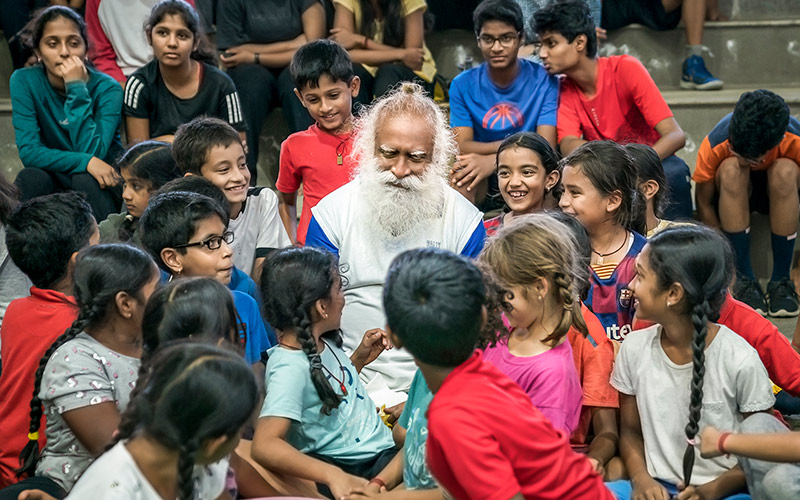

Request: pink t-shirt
left=483, top=335, right=583, bottom=435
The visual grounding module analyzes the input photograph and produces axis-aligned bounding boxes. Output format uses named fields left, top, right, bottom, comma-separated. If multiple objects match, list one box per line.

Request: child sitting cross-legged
left=252, top=246, right=397, bottom=500
left=479, top=213, right=585, bottom=437
left=382, top=247, right=613, bottom=499
left=606, top=225, right=775, bottom=500
left=139, top=191, right=271, bottom=367
left=65, top=343, right=258, bottom=500
left=2, top=244, right=159, bottom=500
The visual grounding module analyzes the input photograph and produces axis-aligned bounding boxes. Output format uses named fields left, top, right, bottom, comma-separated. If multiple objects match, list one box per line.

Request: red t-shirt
left=569, top=304, right=620, bottom=445
left=426, top=350, right=614, bottom=500
left=717, top=293, right=800, bottom=397
left=557, top=55, right=673, bottom=147
left=276, top=124, right=356, bottom=245
left=0, top=288, right=78, bottom=487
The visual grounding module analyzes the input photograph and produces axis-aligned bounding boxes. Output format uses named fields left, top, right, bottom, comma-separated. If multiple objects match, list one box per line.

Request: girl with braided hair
left=2, top=244, right=159, bottom=499
left=66, top=343, right=257, bottom=500
left=478, top=212, right=587, bottom=437
left=252, top=246, right=397, bottom=500
left=606, top=225, right=775, bottom=500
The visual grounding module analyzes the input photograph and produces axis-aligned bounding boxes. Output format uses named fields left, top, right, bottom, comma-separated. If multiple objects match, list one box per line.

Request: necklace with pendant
left=592, top=230, right=628, bottom=265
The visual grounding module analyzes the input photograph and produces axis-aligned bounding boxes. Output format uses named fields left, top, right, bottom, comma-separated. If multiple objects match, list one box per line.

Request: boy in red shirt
left=0, top=193, right=98, bottom=487
left=277, top=40, right=361, bottom=245
left=382, top=247, right=614, bottom=500
left=533, top=0, right=692, bottom=220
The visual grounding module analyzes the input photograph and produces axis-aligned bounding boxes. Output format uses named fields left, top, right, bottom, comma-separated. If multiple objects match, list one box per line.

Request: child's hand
left=587, top=456, right=605, bottom=478
left=57, top=55, right=88, bottom=83
left=698, top=426, right=724, bottom=458
left=220, top=47, right=254, bottom=68
left=344, top=482, right=384, bottom=499
left=329, top=28, right=364, bottom=50
left=86, top=157, right=121, bottom=189
left=352, top=328, right=392, bottom=369
left=17, top=490, right=58, bottom=500
left=450, top=153, right=495, bottom=192
left=631, top=474, right=669, bottom=500
left=328, top=471, right=368, bottom=500
left=676, top=482, right=709, bottom=500
left=400, top=47, right=425, bottom=71
left=382, top=402, right=405, bottom=426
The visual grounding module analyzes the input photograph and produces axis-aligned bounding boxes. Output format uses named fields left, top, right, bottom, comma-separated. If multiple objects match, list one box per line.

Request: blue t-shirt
left=260, top=342, right=395, bottom=462
left=448, top=59, right=558, bottom=143
left=398, top=370, right=436, bottom=490
left=231, top=290, right=271, bottom=365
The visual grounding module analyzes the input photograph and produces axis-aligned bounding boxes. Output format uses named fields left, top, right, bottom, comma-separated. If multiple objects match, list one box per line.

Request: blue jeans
left=606, top=479, right=750, bottom=500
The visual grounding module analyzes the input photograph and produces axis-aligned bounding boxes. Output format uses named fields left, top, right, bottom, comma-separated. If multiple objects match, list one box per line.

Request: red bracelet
left=717, top=431, right=732, bottom=456
left=369, top=477, right=387, bottom=489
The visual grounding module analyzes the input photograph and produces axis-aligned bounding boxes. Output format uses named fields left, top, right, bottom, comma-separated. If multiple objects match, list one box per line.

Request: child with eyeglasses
left=139, top=190, right=272, bottom=367
left=448, top=0, right=558, bottom=209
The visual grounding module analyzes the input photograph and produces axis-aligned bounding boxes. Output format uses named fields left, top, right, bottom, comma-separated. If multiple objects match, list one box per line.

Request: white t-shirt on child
left=66, top=441, right=228, bottom=499
left=611, top=324, right=775, bottom=486
left=228, top=187, right=291, bottom=275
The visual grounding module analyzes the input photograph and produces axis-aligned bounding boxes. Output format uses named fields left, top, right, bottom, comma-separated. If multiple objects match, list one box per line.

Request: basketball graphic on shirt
left=482, top=103, right=524, bottom=130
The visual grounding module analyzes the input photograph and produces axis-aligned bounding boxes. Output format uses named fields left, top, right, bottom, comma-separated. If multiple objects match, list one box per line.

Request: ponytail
left=177, top=439, right=200, bottom=500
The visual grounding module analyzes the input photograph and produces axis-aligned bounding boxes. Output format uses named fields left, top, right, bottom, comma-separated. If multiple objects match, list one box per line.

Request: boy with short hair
left=0, top=193, right=98, bottom=487
left=694, top=89, right=800, bottom=317
left=534, top=0, right=693, bottom=219
left=277, top=39, right=361, bottom=245
left=382, top=247, right=614, bottom=500
left=139, top=190, right=272, bottom=364
left=448, top=0, right=558, bottom=207
left=172, top=116, right=290, bottom=281
left=157, top=175, right=262, bottom=305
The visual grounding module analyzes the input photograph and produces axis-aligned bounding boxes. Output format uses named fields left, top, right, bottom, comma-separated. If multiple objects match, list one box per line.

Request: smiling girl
left=483, top=132, right=560, bottom=236
left=11, top=6, right=124, bottom=221
left=124, top=0, right=246, bottom=145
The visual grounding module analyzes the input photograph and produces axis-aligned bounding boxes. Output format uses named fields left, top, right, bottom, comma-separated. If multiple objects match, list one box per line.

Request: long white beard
left=357, top=156, right=447, bottom=242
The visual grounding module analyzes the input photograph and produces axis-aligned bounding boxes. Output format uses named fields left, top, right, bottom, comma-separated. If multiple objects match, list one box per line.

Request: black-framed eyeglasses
left=477, top=32, right=520, bottom=47
left=174, top=231, right=234, bottom=251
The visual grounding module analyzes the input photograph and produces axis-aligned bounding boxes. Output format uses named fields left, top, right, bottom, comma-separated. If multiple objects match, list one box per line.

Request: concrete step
left=601, top=20, right=800, bottom=91
left=720, top=0, right=800, bottom=20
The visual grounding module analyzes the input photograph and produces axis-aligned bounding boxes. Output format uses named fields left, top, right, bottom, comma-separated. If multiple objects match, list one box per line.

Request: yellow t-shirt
left=333, top=0, right=436, bottom=83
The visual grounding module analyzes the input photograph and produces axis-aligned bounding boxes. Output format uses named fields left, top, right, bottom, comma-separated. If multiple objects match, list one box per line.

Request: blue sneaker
left=680, top=55, right=724, bottom=90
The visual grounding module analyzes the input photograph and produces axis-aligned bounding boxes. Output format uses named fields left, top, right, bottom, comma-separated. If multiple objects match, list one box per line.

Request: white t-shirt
left=228, top=187, right=291, bottom=275
left=96, top=0, right=156, bottom=77
left=308, top=179, right=485, bottom=392
left=611, top=324, right=775, bottom=486
left=66, top=441, right=228, bottom=499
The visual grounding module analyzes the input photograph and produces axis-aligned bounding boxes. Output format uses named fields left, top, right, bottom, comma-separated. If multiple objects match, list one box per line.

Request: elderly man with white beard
left=305, top=83, right=486, bottom=398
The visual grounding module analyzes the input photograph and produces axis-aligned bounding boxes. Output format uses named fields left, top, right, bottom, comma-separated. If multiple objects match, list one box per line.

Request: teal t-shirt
left=398, top=370, right=436, bottom=490
left=260, top=341, right=394, bottom=462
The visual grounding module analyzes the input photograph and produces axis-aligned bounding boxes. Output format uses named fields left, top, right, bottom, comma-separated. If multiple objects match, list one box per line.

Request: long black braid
left=296, top=307, right=342, bottom=415
left=261, top=247, right=346, bottom=416
left=17, top=244, right=156, bottom=477
left=647, top=226, right=732, bottom=488
left=15, top=309, right=97, bottom=477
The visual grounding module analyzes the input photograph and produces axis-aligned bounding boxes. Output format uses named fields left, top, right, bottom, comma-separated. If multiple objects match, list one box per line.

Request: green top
left=10, top=65, right=123, bottom=174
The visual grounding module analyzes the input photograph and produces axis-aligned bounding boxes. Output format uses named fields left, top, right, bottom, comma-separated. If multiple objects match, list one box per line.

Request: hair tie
left=686, top=437, right=697, bottom=446
left=310, top=355, right=323, bottom=370
left=28, top=432, right=39, bottom=441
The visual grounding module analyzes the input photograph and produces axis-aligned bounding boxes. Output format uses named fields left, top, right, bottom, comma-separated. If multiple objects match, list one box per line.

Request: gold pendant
left=597, top=255, right=604, bottom=265
left=337, top=153, right=343, bottom=165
